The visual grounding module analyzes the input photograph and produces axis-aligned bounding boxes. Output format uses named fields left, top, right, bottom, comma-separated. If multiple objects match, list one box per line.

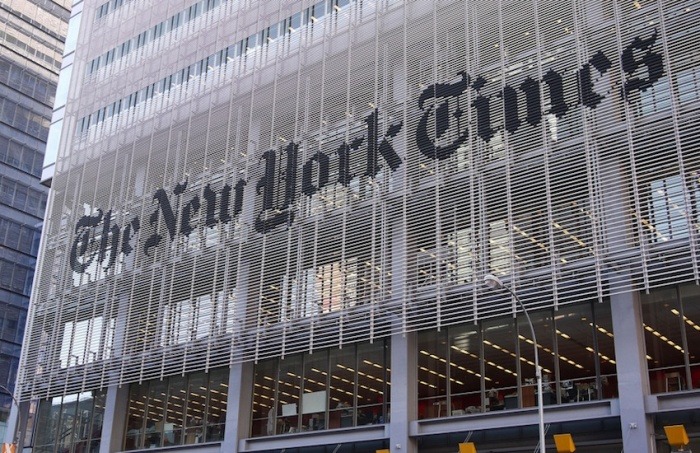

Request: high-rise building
left=11, top=1, right=700, bottom=452
left=0, top=0, right=71, bottom=440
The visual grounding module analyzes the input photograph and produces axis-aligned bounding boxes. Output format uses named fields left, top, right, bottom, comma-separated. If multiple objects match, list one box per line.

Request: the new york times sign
left=70, top=32, right=664, bottom=275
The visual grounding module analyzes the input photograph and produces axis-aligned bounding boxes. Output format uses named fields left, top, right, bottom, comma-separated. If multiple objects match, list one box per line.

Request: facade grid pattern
left=18, top=0, right=700, bottom=412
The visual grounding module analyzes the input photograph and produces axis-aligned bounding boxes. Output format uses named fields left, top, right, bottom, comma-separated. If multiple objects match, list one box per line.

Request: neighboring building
left=0, top=0, right=71, bottom=440
left=11, top=0, right=700, bottom=452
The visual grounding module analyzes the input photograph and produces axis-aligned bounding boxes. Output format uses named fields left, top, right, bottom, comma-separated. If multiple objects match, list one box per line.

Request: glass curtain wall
left=251, top=339, right=390, bottom=437
left=31, top=390, right=106, bottom=453
left=123, top=368, right=229, bottom=450
left=643, top=283, right=700, bottom=394
left=417, top=298, right=617, bottom=418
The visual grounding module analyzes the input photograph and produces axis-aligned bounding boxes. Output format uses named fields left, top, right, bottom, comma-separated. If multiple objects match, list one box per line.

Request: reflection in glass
left=163, top=376, right=185, bottom=446
left=642, top=284, right=700, bottom=394
left=357, top=342, right=388, bottom=425
left=418, top=329, right=447, bottom=418
left=418, top=299, right=617, bottom=417
left=32, top=390, right=107, bottom=453
left=329, top=348, right=355, bottom=429
left=519, top=311, right=555, bottom=406
left=483, top=318, right=518, bottom=407
left=123, top=369, right=229, bottom=450
left=450, top=325, right=483, bottom=414
left=302, top=351, right=328, bottom=431
left=250, top=340, right=390, bottom=437
left=205, top=368, right=228, bottom=441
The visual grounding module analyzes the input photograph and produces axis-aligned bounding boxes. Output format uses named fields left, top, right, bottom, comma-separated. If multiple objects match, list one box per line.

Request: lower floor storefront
left=12, top=283, right=700, bottom=452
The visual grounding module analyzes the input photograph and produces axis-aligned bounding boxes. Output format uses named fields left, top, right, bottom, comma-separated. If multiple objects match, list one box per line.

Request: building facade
left=12, top=0, right=700, bottom=452
left=0, top=0, right=71, bottom=440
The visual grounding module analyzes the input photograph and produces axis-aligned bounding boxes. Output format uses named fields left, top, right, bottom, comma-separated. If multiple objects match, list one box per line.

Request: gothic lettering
left=622, top=30, right=664, bottom=98
left=204, top=184, right=232, bottom=227
left=254, top=142, right=298, bottom=233
left=542, top=69, right=568, bottom=118
left=472, top=76, right=497, bottom=143
left=577, top=50, right=612, bottom=108
left=302, top=151, right=330, bottom=196
left=70, top=210, right=104, bottom=273
left=364, top=109, right=403, bottom=177
left=144, top=184, right=184, bottom=256
left=70, top=33, right=668, bottom=274
left=180, top=196, right=200, bottom=237
left=97, top=210, right=120, bottom=270
left=121, top=217, right=140, bottom=256
left=338, top=137, right=363, bottom=186
left=416, top=72, right=469, bottom=160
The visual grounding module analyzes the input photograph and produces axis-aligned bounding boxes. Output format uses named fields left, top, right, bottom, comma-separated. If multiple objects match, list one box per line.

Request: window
left=283, top=258, right=358, bottom=320
left=643, top=174, right=699, bottom=242
left=160, top=290, right=235, bottom=346
left=418, top=299, right=616, bottom=418
left=311, top=1, right=327, bottom=21
left=124, top=370, right=228, bottom=450
left=251, top=340, right=390, bottom=437
left=59, top=317, right=115, bottom=368
left=639, top=77, right=672, bottom=116
left=79, top=0, right=362, bottom=134
left=289, top=12, right=302, bottom=31
left=677, top=67, right=700, bottom=105
left=32, top=390, right=106, bottom=453
left=418, top=329, right=448, bottom=418
left=642, top=284, right=700, bottom=394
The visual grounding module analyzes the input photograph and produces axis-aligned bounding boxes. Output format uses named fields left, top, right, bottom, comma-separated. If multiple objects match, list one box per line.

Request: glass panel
left=328, top=347, right=355, bottom=429
left=72, top=392, right=95, bottom=451
left=312, top=1, right=327, bottom=20
left=33, top=397, right=60, bottom=449
left=277, top=355, right=302, bottom=432
left=357, top=342, right=387, bottom=424
left=163, top=376, right=185, bottom=446
left=301, top=351, right=327, bottom=431
left=267, top=24, right=278, bottom=41
left=518, top=310, right=556, bottom=406
left=593, top=299, right=617, bottom=399
left=681, top=283, right=700, bottom=389
left=556, top=302, right=598, bottom=403
left=642, top=287, right=685, bottom=393
left=90, top=390, right=106, bottom=451
left=125, top=384, right=147, bottom=450
left=417, top=329, right=448, bottom=419
left=55, top=394, right=77, bottom=453
left=449, top=324, right=484, bottom=414
left=185, top=373, right=207, bottom=443
left=251, top=359, right=277, bottom=437
left=289, top=12, right=301, bottom=30
left=145, top=381, right=166, bottom=448
left=483, top=318, right=518, bottom=408
left=205, top=368, right=228, bottom=442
